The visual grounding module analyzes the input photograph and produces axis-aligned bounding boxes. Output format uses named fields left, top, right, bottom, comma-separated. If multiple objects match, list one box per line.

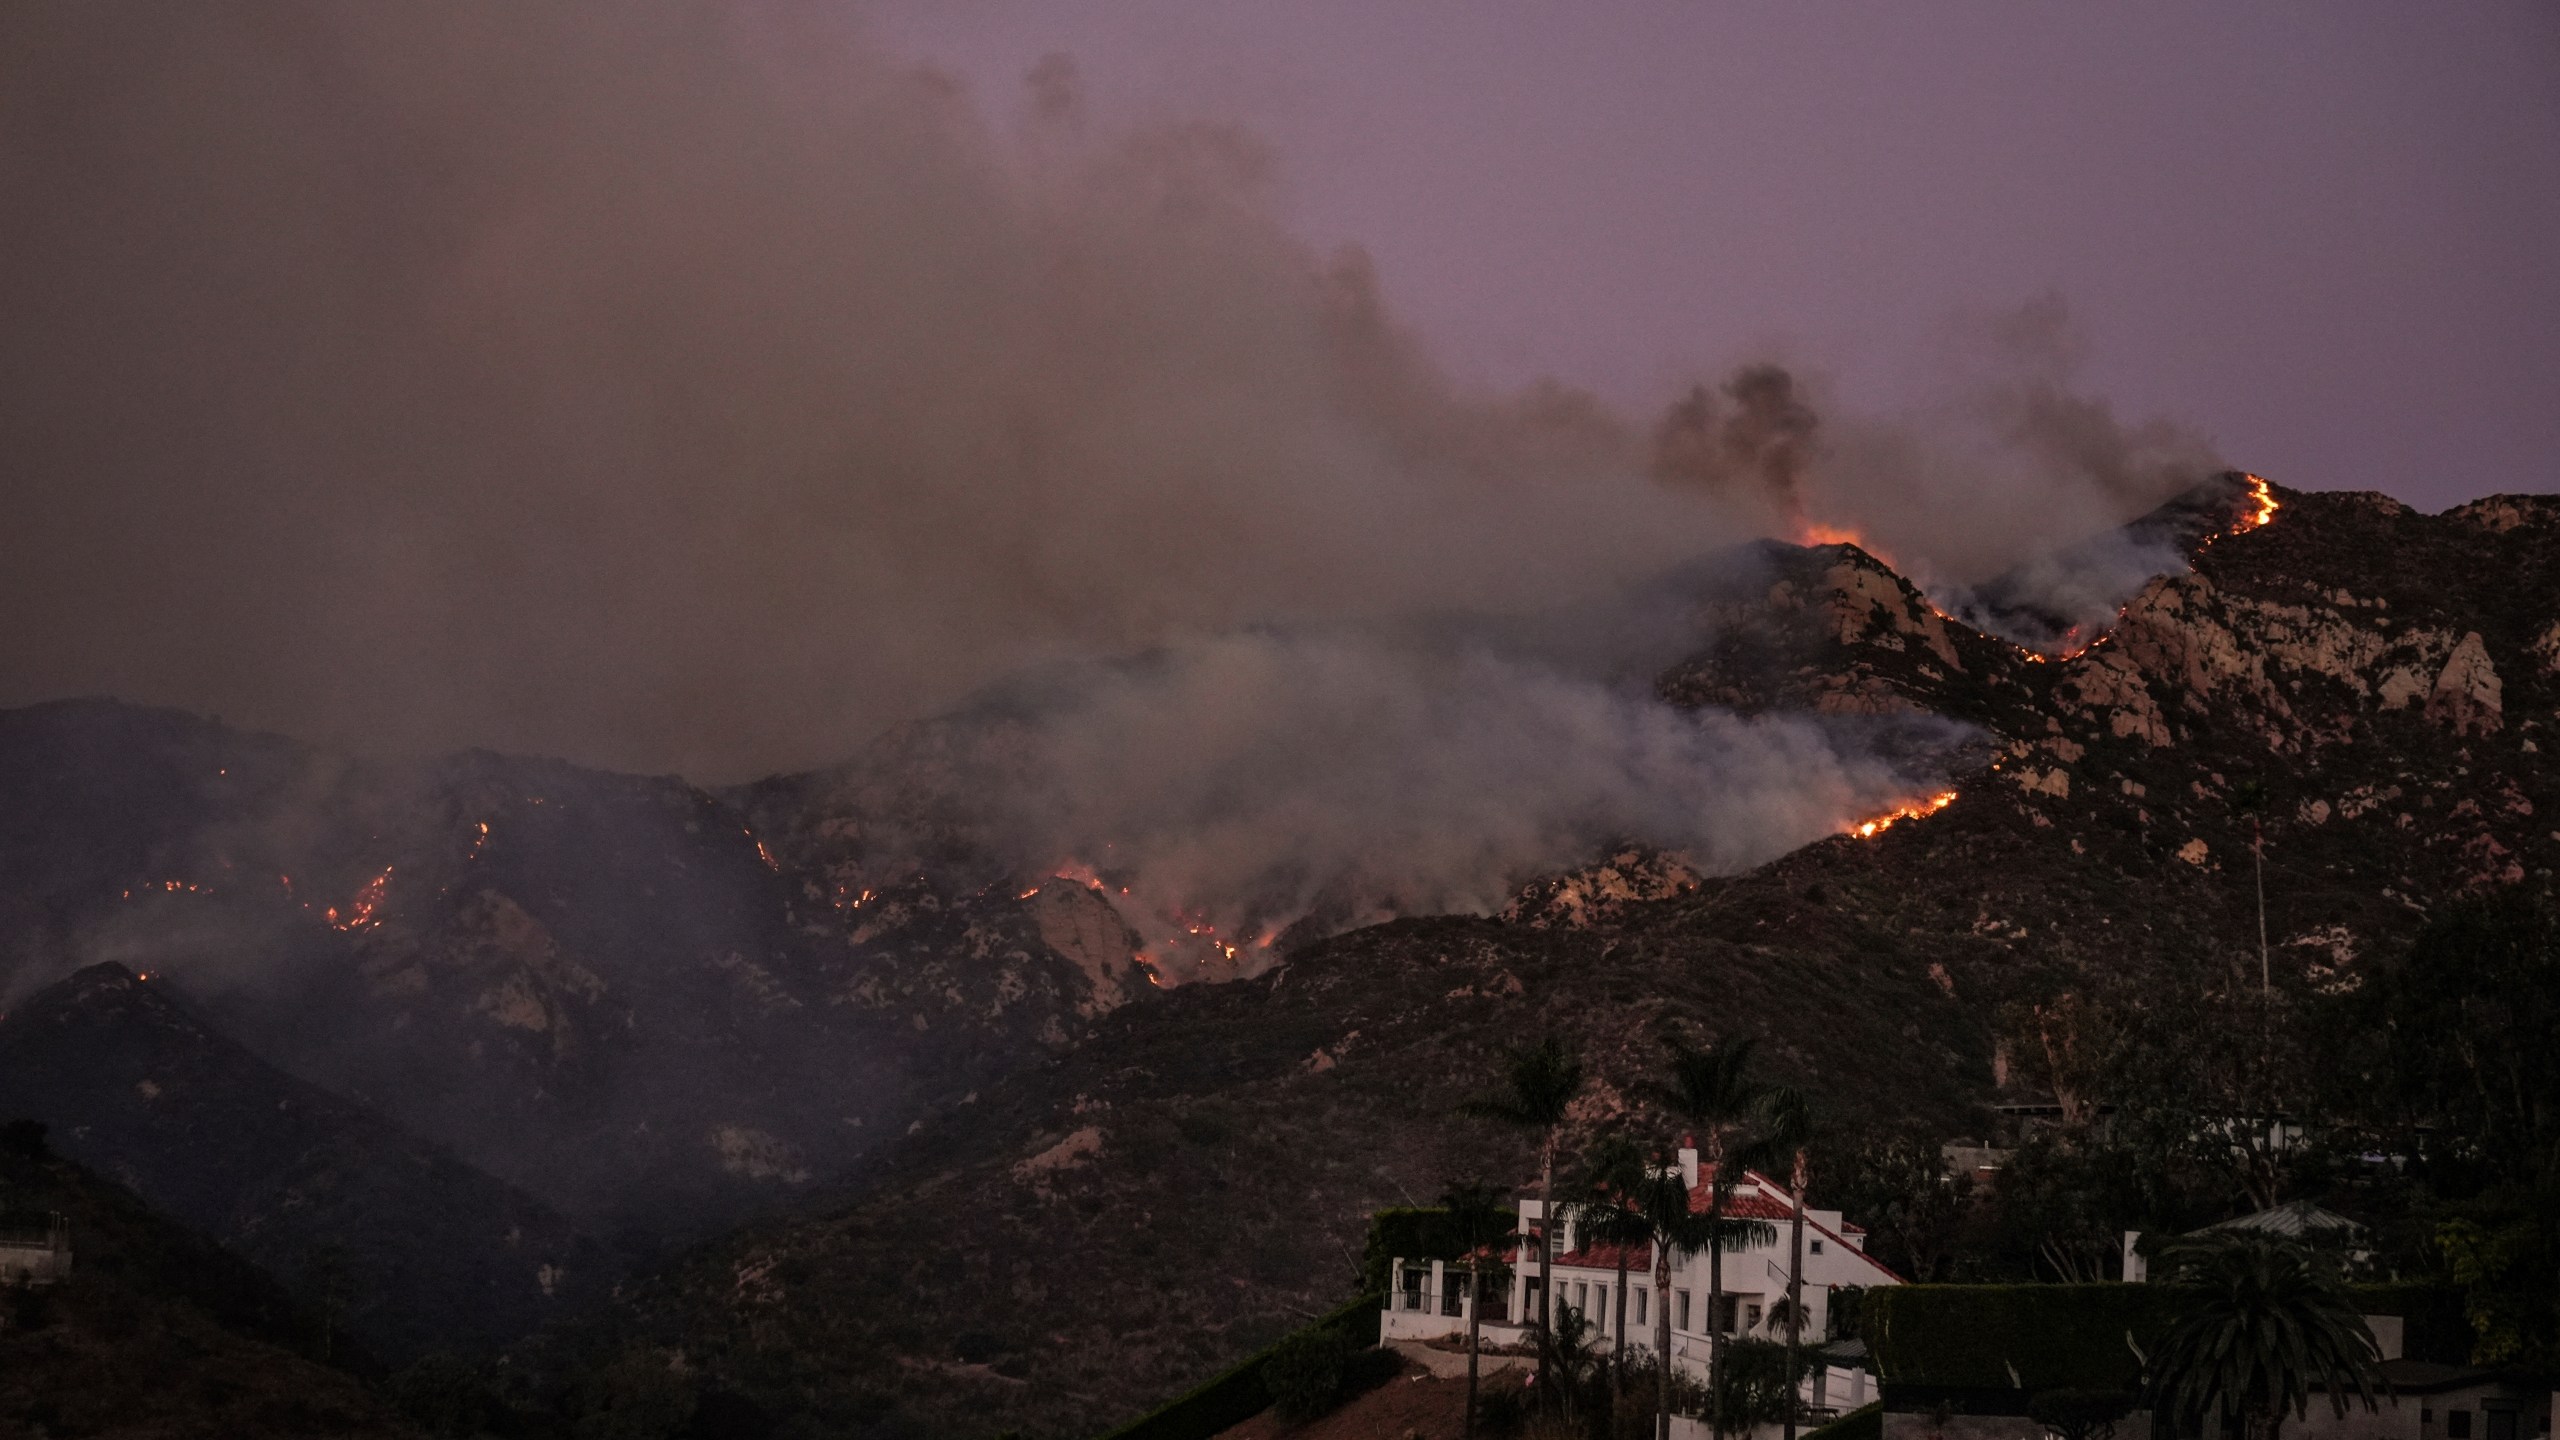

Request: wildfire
left=753, top=839, right=777, bottom=871
left=467, top=821, right=490, bottom=859
left=1844, top=790, right=1957, bottom=839
left=1795, top=521, right=1868, bottom=550
left=326, top=866, right=393, bottom=931
left=2233, top=473, right=2278, bottom=532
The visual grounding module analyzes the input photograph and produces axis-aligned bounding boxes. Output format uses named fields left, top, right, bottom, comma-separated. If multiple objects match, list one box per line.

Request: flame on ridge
left=2233, top=473, right=2278, bottom=532
left=1844, top=790, right=1957, bottom=839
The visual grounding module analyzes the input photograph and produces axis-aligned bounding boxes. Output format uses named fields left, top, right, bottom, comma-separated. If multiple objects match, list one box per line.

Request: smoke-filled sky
left=872, top=1, right=2560, bottom=505
left=3, top=3, right=2551, bottom=782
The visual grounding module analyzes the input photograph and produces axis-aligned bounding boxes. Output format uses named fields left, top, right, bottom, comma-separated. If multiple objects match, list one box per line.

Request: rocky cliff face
left=580, top=480, right=2559, bottom=1439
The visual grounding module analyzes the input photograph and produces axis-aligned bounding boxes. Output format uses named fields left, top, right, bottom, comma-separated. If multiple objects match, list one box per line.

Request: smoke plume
left=0, top=0, right=2239, bottom=980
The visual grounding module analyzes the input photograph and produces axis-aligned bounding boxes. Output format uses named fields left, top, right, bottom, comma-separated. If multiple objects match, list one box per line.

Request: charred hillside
left=0, top=962, right=605, bottom=1360
left=0, top=701, right=1152, bottom=1237
left=0, top=1128, right=414, bottom=1438
left=574, top=481, right=2560, bottom=1440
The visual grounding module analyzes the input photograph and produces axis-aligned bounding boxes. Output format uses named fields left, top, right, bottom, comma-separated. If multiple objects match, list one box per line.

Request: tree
left=0, top=1120, right=47, bottom=1161
left=1465, top=1036, right=1587, bottom=1399
left=2363, top=891, right=2560, bottom=1193
left=1646, top=1033, right=1779, bottom=1440
left=1617, top=1155, right=1722, bottom=1440
left=2358, top=891, right=2560, bottom=1364
left=2145, top=1233, right=2383, bottom=1440
left=1760, top=1089, right=1815, bottom=1440
left=1441, top=1178, right=1512, bottom=1440
left=2027, top=1388, right=2134, bottom=1440
left=1827, top=1135, right=1981, bottom=1282
left=1565, top=1132, right=1656, bottom=1403
left=1265, top=1330, right=1356, bottom=1423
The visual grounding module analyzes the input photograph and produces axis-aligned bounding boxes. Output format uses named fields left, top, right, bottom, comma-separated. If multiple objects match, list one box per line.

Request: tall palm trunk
left=1613, top=1245, right=1632, bottom=1406
left=1539, top=1133, right=1558, bottom=1405
left=1783, top=1149, right=1807, bottom=1440
left=1465, top=1257, right=1484, bottom=1440
left=1706, top=1137, right=1729, bottom=1440
left=1706, top=1234, right=1726, bottom=1440
left=1655, top=1240, right=1674, bottom=1440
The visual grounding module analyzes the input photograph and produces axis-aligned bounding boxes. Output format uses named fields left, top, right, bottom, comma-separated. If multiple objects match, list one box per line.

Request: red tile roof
left=1552, top=1241, right=1651, bottom=1271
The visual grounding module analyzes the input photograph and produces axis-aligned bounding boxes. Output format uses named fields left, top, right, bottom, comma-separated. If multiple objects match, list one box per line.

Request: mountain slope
left=571, top=481, right=2560, bottom=1439
left=0, top=962, right=604, bottom=1360
left=0, top=1131, right=416, bottom=1438
left=0, top=701, right=1152, bottom=1236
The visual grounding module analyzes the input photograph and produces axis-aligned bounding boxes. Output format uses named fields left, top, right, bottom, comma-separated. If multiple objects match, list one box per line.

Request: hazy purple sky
left=873, top=1, right=2560, bottom=508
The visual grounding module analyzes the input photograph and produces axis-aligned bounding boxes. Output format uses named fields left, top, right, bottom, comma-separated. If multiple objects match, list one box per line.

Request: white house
left=1382, top=1139, right=1903, bottom=1421
left=0, top=1213, right=71, bottom=1285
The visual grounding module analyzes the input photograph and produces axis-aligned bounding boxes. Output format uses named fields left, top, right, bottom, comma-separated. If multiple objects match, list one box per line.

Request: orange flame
left=2233, top=473, right=2278, bottom=532
left=1844, top=791, right=1957, bottom=839
left=329, top=866, right=393, bottom=931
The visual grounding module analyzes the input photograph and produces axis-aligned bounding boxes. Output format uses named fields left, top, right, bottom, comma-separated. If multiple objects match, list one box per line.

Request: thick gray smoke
left=0, top=3, right=1752, bottom=779
left=946, top=622, right=1973, bottom=969
left=0, top=1, right=2228, bottom=975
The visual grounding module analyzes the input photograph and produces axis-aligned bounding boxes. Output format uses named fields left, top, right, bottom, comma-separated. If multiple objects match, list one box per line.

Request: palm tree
left=2146, top=1232, right=2385, bottom=1440
left=1647, top=1033, right=1777, bottom=1440
left=1759, top=1088, right=1815, bottom=1440
left=1440, top=1178, right=1511, bottom=1440
left=1621, top=1157, right=1722, bottom=1440
left=1566, top=1132, right=1656, bottom=1404
left=1464, top=1036, right=1587, bottom=1399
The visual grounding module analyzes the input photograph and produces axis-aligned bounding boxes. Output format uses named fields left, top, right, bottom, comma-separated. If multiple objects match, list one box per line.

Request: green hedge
left=1092, top=1291, right=1384, bottom=1440
left=1359, top=1205, right=1514, bottom=1293
left=1867, top=1283, right=2471, bottom=1392
left=1867, top=1285, right=2188, bottom=1393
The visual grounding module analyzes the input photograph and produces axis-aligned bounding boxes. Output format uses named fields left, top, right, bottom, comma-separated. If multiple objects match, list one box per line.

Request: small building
left=1382, top=1139, right=1902, bottom=1424
left=0, top=1213, right=71, bottom=1285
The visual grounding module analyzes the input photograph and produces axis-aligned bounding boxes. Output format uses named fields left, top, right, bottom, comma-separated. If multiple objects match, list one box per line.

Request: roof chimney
left=1678, top=1137, right=1699, bottom=1189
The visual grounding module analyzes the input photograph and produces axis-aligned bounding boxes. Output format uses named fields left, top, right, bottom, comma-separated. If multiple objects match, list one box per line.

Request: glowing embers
left=327, top=866, right=393, bottom=931
left=1843, top=790, right=1957, bottom=840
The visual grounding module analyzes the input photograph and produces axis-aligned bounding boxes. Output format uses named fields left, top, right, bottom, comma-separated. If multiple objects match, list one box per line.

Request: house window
left=2485, top=1410, right=2517, bottom=1440
left=1575, top=1282, right=1588, bottom=1317
left=1596, top=1285, right=1609, bottom=1332
left=2423, top=1410, right=2435, bottom=1424
left=1711, top=1294, right=1740, bottom=1334
left=1745, top=1303, right=1763, bottom=1331
left=1400, top=1264, right=1425, bottom=1311
left=2448, top=1411, right=2472, bottom=1439
left=1676, top=1290, right=1691, bottom=1332
left=1636, top=1288, right=1648, bottom=1326
left=1810, top=1240, right=1824, bottom=1255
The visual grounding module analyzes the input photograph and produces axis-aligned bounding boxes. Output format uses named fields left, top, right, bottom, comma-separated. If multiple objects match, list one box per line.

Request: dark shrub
left=1262, top=1329, right=1354, bottom=1422
left=2028, top=1388, right=2135, bottom=1440
left=0, top=1120, right=47, bottom=1160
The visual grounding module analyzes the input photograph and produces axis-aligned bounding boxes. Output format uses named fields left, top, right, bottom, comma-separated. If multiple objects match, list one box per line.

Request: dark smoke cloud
left=0, top=3, right=1739, bottom=778
left=0, top=5, right=2216, bottom=792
